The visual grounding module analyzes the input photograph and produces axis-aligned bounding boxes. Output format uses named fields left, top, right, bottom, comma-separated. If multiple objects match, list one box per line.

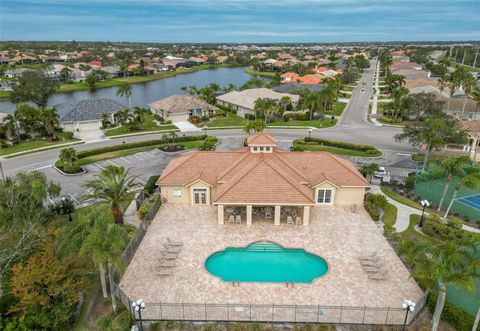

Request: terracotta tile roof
left=246, top=132, right=276, bottom=146
left=157, top=133, right=369, bottom=205
left=297, top=74, right=322, bottom=85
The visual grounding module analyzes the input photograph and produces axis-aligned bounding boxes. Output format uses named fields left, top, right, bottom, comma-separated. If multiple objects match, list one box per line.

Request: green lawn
left=381, top=186, right=422, bottom=210
left=0, top=137, right=81, bottom=156
left=57, top=140, right=207, bottom=168
left=401, top=214, right=438, bottom=244
left=105, top=114, right=178, bottom=137
left=332, top=102, right=347, bottom=116
left=292, top=139, right=382, bottom=157
left=268, top=118, right=337, bottom=129
left=206, top=113, right=247, bottom=127
left=383, top=203, right=398, bottom=226
left=244, top=68, right=277, bottom=78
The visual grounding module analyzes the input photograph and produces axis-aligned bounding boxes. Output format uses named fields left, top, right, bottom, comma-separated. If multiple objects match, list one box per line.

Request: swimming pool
left=205, top=241, right=329, bottom=283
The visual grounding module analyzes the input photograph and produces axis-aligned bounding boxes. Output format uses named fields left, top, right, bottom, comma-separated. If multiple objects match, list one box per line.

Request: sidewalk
left=370, top=185, right=480, bottom=234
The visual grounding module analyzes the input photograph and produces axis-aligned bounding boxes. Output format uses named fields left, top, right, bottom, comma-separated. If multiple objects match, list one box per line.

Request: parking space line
left=132, top=154, right=145, bottom=161
left=143, top=151, right=156, bottom=158
left=95, top=163, right=105, bottom=170
left=67, top=194, right=80, bottom=204
left=135, top=177, right=146, bottom=185
left=105, top=159, right=118, bottom=166
left=120, top=157, right=133, bottom=164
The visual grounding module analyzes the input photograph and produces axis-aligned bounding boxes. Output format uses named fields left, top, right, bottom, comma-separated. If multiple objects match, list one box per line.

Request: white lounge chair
left=359, top=252, right=378, bottom=261
left=369, top=271, right=387, bottom=280
left=265, top=211, right=272, bottom=219
left=159, top=261, right=175, bottom=268
left=286, top=216, right=293, bottom=225
left=295, top=216, right=302, bottom=225
left=361, top=260, right=382, bottom=267
left=164, top=245, right=181, bottom=253
left=235, top=214, right=241, bottom=224
left=167, top=238, right=183, bottom=246
left=228, top=214, right=235, bottom=224
left=158, top=270, right=172, bottom=276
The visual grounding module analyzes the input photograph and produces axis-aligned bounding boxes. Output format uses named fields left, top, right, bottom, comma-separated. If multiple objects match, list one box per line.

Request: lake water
left=0, top=66, right=259, bottom=114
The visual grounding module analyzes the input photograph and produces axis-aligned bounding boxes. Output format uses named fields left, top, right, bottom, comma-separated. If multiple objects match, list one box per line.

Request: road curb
left=53, top=163, right=87, bottom=176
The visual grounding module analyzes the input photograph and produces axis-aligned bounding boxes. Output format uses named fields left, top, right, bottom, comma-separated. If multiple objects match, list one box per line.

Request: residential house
left=216, top=88, right=300, bottom=117
left=215, top=56, right=229, bottom=64
left=280, top=72, right=299, bottom=84
left=297, top=74, right=323, bottom=85
left=157, top=132, right=369, bottom=226
left=55, top=98, right=127, bottom=132
left=149, top=95, right=216, bottom=122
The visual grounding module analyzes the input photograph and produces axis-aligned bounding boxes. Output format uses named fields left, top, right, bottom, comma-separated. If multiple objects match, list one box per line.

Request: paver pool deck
left=120, top=204, right=423, bottom=319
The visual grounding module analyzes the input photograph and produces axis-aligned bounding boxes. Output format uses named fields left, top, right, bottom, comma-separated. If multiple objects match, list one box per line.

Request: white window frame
left=172, top=188, right=182, bottom=198
left=316, top=188, right=334, bottom=205
left=192, top=188, right=208, bottom=205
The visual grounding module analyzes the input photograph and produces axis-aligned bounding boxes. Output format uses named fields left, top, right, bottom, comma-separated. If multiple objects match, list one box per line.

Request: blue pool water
left=205, top=242, right=329, bottom=283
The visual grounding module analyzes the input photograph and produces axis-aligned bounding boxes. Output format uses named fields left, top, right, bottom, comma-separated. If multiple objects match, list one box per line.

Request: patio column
left=303, top=206, right=310, bottom=226
left=471, top=137, right=478, bottom=161
left=217, top=205, right=224, bottom=225
left=246, top=205, right=252, bottom=226
left=274, top=205, right=281, bottom=225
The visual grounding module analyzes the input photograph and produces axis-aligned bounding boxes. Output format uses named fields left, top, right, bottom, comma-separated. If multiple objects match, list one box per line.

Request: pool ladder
left=286, top=281, right=294, bottom=288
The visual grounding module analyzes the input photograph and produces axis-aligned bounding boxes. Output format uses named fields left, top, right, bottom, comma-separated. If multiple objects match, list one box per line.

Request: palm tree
left=60, top=66, right=72, bottom=83
left=115, top=108, right=130, bottom=126
left=436, top=156, right=472, bottom=212
left=444, top=166, right=480, bottom=218
left=3, top=113, right=21, bottom=140
left=59, top=147, right=78, bottom=169
left=116, top=83, right=132, bottom=107
left=461, top=75, right=477, bottom=117
left=133, top=107, right=146, bottom=123
left=407, top=241, right=480, bottom=331
left=86, top=72, right=100, bottom=91
left=301, top=91, right=322, bottom=120
left=359, top=163, right=380, bottom=182
left=437, top=74, right=448, bottom=99
left=253, top=98, right=269, bottom=121
left=169, top=131, right=178, bottom=147
left=84, top=165, right=136, bottom=224
left=243, top=119, right=266, bottom=134
left=39, top=107, right=59, bottom=140
left=56, top=211, right=128, bottom=311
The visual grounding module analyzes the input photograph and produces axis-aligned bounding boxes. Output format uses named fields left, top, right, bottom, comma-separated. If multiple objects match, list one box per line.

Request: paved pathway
left=370, top=185, right=417, bottom=232
left=370, top=185, right=480, bottom=234
left=173, top=120, right=201, bottom=132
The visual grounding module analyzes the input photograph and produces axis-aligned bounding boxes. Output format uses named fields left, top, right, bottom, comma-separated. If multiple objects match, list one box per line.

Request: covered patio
left=217, top=204, right=312, bottom=226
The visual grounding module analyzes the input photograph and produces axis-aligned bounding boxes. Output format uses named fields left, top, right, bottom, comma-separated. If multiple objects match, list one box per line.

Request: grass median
left=55, top=135, right=213, bottom=170
left=291, top=137, right=382, bottom=157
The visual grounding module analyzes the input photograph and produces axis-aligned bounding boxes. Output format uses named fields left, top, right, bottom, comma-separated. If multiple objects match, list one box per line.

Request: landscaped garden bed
left=291, top=137, right=382, bottom=157
left=158, top=145, right=185, bottom=152
left=0, top=131, right=81, bottom=157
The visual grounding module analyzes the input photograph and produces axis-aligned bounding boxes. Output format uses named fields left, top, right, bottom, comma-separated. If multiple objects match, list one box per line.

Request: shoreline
left=0, top=63, right=247, bottom=100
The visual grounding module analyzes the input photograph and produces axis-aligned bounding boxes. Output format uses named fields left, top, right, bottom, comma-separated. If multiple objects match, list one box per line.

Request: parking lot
left=28, top=149, right=192, bottom=206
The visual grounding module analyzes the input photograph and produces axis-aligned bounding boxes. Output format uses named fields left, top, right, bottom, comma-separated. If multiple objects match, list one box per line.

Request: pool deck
left=120, top=204, right=423, bottom=319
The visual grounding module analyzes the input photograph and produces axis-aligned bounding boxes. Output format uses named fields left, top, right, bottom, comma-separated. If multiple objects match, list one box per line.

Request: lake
left=0, top=66, right=260, bottom=114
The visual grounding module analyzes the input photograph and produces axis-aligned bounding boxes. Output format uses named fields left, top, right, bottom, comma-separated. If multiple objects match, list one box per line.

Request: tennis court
left=457, top=194, right=480, bottom=212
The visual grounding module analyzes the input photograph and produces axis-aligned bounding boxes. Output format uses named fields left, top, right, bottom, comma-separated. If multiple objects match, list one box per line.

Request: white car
left=374, top=166, right=387, bottom=178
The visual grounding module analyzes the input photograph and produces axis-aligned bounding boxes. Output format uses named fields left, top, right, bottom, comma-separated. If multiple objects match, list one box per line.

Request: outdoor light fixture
left=419, top=199, right=430, bottom=228
left=402, top=299, right=416, bottom=331
left=132, top=299, right=146, bottom=331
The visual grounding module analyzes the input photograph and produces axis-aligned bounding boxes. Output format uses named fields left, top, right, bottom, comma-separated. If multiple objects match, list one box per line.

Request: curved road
left=2, top=60, right=416, bottom=197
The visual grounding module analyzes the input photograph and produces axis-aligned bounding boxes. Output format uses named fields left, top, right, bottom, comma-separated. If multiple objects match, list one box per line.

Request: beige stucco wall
left=314, top=182, right=365, bottom=206
left=160, top=181, right=212, bottom=205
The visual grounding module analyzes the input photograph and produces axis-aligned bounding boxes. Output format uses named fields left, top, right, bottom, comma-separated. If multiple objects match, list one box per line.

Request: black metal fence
left=113, top=292, right=430, bottom=325
left=122, top=194, right=161, bottom=265
left=114, top=193, right=429, bottom=326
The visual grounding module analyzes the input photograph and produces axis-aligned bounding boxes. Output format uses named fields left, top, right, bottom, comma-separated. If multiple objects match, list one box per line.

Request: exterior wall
left=61, top=120, right=101, bottom=131
left=160, top=185, right=190, bottom=204
left=189, top=181, right=212, bottom=205
left=216, top=100, right=253, bottom=118
left=334, top=187, right=366, bottom=206
left=314, top=182, right=365, bottom=206
left=167, top=113, right=189, bottom=122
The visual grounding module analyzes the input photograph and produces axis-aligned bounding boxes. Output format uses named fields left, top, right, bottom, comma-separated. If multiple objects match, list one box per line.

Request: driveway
left=173, top=121, right=201, bottom=132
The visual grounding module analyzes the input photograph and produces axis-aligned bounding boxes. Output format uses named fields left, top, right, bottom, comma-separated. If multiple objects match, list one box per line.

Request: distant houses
left=216, top=88, right=300, bottom=117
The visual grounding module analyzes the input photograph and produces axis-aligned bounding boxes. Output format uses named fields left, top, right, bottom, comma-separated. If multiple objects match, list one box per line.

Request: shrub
left=422, top=214, right=480, bottom=243
left=426, top=292, right=475, bottom=331
left=304, top=137, right=377, bottom=153
left=164, top=120, right=172, bottom=124
left=189, top=116, right=200, bottom=124
left=76, top=135, right=206, bottom=158
left=62, top=163, right=81, bottom=174
left=144, top=175, right=160, bottom=194
left=58, top=131, right=74, bottom=140
left=0, top=140, right=9, bottom=148
left=244, top=113, right=256, bottom=121
left=19, top=133, right=32, bottom=140
left=290, top=144, right=306, bottom=151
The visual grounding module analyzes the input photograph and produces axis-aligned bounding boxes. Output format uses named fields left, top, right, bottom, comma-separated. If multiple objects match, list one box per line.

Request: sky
left=0, top=0, right=479, bottom=43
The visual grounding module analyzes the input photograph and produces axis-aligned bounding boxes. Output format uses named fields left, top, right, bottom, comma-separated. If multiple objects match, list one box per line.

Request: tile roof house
left=280, top=72, right=299, bottom=83
left=157, top=132, right=369, bottom=225
left=149, top=95, right=216, bottom=122
left=297, top=74, right=323, bottom=85
left=55, top=98, right=126, bottom=132
left=216, top=88, right=300, bottom=117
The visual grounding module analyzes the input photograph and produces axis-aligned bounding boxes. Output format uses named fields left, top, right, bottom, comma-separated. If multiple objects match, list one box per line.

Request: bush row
left=364, top=193, right=388, bottom=222
left=426, top=292, right=475, bottom=331
left=76, top=135, right=207, bottom=158
left=422, top=214, right=480, bottom=243
left=304, top=137, right=378, bottom=152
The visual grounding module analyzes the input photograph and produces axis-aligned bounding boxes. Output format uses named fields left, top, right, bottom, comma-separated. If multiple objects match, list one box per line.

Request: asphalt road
left=1, top=59, right=418, bottom=201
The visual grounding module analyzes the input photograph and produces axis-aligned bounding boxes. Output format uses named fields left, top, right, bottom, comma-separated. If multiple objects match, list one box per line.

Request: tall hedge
left=77, top=135, right=207, bottom=158
left=304, top=137, right=377, bottom=153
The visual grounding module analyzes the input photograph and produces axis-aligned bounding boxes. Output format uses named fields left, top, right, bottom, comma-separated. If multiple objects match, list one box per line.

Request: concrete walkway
left=370, top=185, right=418, bottom=232
left=370, top=185, right=480, bottom=234
left=123, top=196, right=140, bottom=228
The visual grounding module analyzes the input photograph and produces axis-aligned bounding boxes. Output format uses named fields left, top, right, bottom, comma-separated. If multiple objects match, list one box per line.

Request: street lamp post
left=402, top=299, right=416, bottom=331
left=307, top=128, right=312, bottom=140
left=203, top=126, right=207, bottom=137
left=132, top=299, right=146, bottom=331
left=419, top=199, right=430, bottom=228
